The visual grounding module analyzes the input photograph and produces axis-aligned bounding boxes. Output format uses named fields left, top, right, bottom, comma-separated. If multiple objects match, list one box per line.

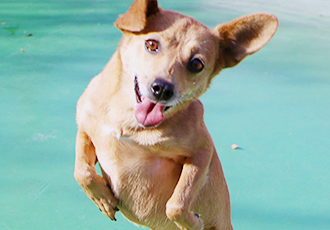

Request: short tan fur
left=74, top=0, right=278, bottom=229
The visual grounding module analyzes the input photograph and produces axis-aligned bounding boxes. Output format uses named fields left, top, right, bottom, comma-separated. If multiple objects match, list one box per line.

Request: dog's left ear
left=114, top=0, right=159, bottom=32
left=213, top=14, right=278, bottom=68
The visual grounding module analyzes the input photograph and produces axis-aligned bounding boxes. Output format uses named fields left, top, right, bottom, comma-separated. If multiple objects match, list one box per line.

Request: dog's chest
left=96, top=139, right=182, bottom=224
left=96, top=137, right=182, bottom=194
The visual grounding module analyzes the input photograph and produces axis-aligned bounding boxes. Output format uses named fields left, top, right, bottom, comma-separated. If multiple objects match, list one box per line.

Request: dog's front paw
left=166, top=203, right=203, bottom=230
left=173, top=212, right=203, bottom=230
left=184, top=212, right=203, bottom=230
left=82, top=175, right=118, bottom=221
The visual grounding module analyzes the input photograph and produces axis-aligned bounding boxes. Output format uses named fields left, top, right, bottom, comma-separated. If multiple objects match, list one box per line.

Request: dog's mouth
left=134, top=76, right=171, bottom=127
left=134, top=76, right=143, bottom=103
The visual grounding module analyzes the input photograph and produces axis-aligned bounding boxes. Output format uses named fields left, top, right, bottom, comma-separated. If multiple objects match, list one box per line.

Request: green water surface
left=1, top=0, right=329, bottom=229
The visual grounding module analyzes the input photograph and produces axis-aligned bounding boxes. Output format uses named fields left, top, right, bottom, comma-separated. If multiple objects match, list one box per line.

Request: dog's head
left=115, top=0, right=278, bottom=128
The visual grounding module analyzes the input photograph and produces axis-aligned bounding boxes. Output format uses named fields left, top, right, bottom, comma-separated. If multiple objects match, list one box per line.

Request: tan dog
left=74, top=0, right=278, bottom=229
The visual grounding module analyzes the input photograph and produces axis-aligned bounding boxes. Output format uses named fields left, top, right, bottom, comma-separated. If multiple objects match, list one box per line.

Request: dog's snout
left=151, top=79, right=174, bottom=102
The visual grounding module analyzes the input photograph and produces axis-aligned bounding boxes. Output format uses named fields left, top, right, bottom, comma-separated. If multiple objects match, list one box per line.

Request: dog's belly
left=97, top=139, right=183, bottom=228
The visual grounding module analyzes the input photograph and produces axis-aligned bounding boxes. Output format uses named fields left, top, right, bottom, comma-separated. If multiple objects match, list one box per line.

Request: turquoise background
left=1, top=0, right=329, bottom=229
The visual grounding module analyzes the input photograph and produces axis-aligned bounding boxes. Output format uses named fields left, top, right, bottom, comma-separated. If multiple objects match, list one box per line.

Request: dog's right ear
left=114, top=0, right=159, bottom=32
left=213, top=13, right=278, bottom=69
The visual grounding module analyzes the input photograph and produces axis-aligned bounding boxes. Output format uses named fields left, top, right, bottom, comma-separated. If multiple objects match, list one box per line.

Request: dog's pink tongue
left=135, top=98, right=165, bottom=127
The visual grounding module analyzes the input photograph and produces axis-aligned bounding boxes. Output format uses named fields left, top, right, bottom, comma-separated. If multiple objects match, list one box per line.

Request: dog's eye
left=145, top=40, right=159, bottom=53
left=188, top=58, right=204, bottom=73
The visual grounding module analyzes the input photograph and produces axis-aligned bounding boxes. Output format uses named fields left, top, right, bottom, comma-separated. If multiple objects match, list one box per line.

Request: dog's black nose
left=151, top=79, right=174, bottom=102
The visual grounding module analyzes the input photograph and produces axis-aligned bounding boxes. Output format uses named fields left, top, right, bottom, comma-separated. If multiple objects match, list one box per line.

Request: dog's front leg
left=166, top=150, right=212, bottom=230
left=74, top=131, right=118, bottom=220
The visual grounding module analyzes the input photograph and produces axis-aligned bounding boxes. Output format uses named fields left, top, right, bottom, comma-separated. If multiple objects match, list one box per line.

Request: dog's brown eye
left=188, top=58, right=204, bottom=73
left=145, top=40, right=159, bottom=53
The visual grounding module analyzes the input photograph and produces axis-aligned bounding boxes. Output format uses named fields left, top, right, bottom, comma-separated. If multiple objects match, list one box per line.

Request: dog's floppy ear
left=214, top=14, right=278, bottom=68
left=114, top=0, right=159, bottom=32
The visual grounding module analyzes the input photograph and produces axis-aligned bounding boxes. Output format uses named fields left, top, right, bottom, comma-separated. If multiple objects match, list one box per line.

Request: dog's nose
left=151, top=79, right=174, bottom=102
